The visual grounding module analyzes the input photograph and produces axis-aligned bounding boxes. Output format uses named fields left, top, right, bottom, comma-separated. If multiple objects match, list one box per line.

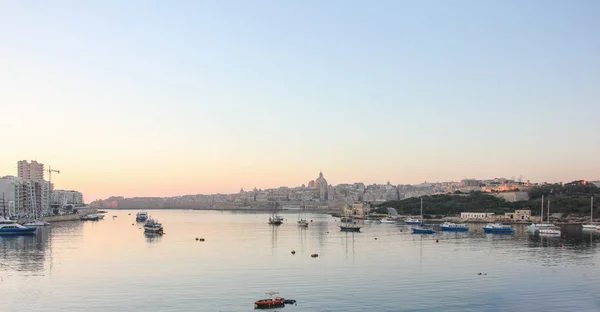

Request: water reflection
left=0, top=228, right=50, bottom=274
left=144, top=232, right=163, bottom=243
left=343, top=232, right=356, bottom=260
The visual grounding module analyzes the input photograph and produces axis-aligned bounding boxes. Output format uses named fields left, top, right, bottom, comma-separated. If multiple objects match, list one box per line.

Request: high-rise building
left=18, top=160, right=44, bottom=181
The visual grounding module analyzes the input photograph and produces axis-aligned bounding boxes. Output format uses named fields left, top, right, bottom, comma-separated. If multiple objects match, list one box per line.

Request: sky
left=1, top=1, right=599, bottom=202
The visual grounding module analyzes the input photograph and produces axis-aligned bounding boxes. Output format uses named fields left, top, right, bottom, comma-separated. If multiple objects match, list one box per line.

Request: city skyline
left=1, top=1, right=599, bottom=201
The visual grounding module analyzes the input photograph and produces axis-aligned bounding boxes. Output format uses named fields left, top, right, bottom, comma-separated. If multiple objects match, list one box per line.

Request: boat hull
left=441, top=226, right=468, bottom=232
left=405, top=221, right=423, bottom=225
left=0, top=228, right=37, bottom=235
left=582, top=224, right=600, bottom=230
left=412, top=228, right=435, bottom=234
left=483, top=228, right=514, bottom=234
left=340, top=226, right=361, bottom=232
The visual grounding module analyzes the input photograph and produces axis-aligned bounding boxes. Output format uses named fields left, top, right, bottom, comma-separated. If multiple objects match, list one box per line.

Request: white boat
left=526, top=195, right=557, bottom=233
left=380, top=217, right=397, bottom=224
left=144, top=217, right=163, bottom=234
left=582, top=196, right=600, bottom=230
left=404, top=217, right=423, bottom=225
left=22, top=220, right=50, bottom=227
left=539, top=228, right=561, bottom=236
left=0, top=217, right=37, bottom=235
left=297, top=201, right=309, bottom=227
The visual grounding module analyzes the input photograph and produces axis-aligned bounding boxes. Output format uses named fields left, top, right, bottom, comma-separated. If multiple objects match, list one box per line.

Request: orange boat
left=254, top=297, right=285, bottom=309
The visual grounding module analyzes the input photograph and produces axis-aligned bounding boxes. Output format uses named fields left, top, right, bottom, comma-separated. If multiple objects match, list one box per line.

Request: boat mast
left=420, top=197, right=423, bottom=220
left=591, top=196, right=594, bottom=224
left=547, top=200, right=550, bottom=224
left=2, top=192, right=5, bottom=218
left=540, top=194, right=544, bottom=224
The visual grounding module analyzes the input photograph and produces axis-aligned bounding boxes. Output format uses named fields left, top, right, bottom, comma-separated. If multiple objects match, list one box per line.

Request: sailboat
left=297, top=201, right=308, bottom=227
left=268, top=202, right=283, bottom=225
left=412, top=198, right=434, bottom=234
left=526, top=195, right=556, bottom=233
left=339, top=206, right=361, bottom=232
left=582, top=196, right=600, bottom=230
left=538, top=200, right=561, bottom=236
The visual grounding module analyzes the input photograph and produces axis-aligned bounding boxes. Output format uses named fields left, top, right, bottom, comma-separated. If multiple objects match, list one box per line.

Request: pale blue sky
left=1, top=1, right=599, bottom=200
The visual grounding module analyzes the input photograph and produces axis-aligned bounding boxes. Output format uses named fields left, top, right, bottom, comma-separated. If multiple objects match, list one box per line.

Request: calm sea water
left=1, top=210, right=599, bottom=312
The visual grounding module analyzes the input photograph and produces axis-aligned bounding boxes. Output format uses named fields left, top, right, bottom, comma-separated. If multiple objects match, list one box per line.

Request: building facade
left=460, top=212, right=495, bottom=220
left=51, top=190, right=84, bottom=205
left=504, top=209, right=531, bottom=221
left=18, top=160, right=44, bottom=181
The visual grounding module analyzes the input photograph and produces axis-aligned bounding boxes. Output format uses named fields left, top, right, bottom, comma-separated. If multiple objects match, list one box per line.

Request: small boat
left=80, top=214, right=100, bottom=221
left=297, top=201, right=309, bottom=227
left=144, top=218, right=163, bottom=234
left=412, top=198, right=435, bottom=234
left=440, top=222, right=469, bottom=232
left=268, top=202, right=284, bottom=225
left=297, top=219, right=309, bottom=227
left=412, top=227, right=435, bottom=234
left=340, top=209, right=361, bottom=232
left=582, top=196, right=600, bottom=230
left=136, top=212, right=148, bottom=222
left=22, top=220, right=50, bottom=227
left=526, top=195, right=556, bottom=233
left=483, top=223, right=515, bottom=234
left=404, top=217, right=423, bottom=225
left=97, top=214, right=105, bottom=220
left=254, top=292, right=285, bottom=309
left=380, top=217, right=397, bottom=224
left=539, top=227, right=561, bottom=236
left=0, top=217, right=37, bottom=235
left=340, top=224, right=361, bottom=232
left=254, top=298, right=285, bottom=309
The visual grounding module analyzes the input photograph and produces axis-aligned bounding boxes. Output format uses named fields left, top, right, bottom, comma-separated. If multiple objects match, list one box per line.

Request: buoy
left=132, top=223, right=134, bottom=225
left=374, top=237, right=378, bottom=240
left=310, top=220, right=313, bottom=222
left=291, top=250, right=296, bottom=254
left=478, top=273, right=482, bottom=275
left=559, top=243, right=563, bottom=247
left=195, top=238, right=199, bottom=241
left=311, top=253, right=318, bottom=258
left=436, top=239, right=439, bottom=243
left=199, top=238, right=205, bottom=242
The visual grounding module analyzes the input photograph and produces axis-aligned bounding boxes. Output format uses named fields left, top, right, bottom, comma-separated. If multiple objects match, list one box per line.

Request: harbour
left=1, top=209, right=599, bottom=311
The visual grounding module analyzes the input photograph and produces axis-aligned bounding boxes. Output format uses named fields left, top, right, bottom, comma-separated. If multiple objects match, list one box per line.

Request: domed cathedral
left=315, top=171, right=328, bottom=201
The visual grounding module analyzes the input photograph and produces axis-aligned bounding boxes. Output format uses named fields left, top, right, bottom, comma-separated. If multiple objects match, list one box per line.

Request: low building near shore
left=504, top=209, right=531, bottom=221
left=460, top=212, right=495, bottom=220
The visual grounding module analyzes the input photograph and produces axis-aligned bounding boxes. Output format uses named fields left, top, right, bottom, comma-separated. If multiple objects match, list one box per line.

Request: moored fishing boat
left=483, top=223, right=514, bottom=234
left=440, top=222, right=469, bottom=232
left=136, top=212, right=148, bottom=222
left=144, top=218, right=163, bottom=234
